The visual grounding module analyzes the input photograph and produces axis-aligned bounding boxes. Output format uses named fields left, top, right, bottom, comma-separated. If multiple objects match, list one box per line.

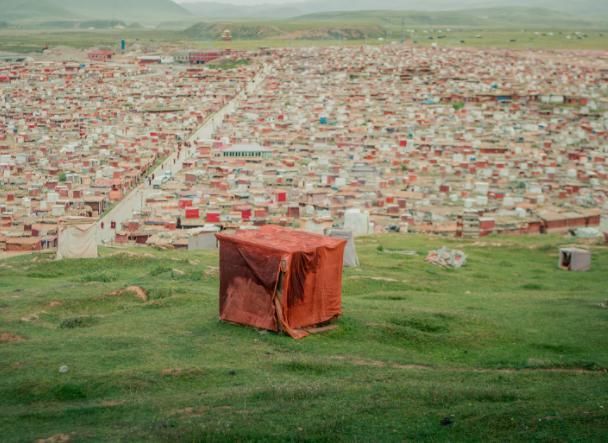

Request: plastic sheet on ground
left=426, top=247, right=467, bottom=269
left=571, top=227, right=602, bottom=238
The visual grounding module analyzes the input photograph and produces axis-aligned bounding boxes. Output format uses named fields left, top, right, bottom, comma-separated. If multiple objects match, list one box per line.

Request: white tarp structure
left=326, top=228, right=359, bottom=267
left=344, top=208, right=372, bottom=237
left=57, top=218, right=98, bottom=260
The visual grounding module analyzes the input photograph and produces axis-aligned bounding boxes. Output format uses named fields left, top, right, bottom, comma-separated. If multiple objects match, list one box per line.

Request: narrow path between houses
left=96, top=63, right=271, bottom=244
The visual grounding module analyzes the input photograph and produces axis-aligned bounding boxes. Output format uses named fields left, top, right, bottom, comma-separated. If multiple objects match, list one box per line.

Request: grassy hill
left=0, top=0, right=191, bottom=24
left=183, top=20, right=388, bottom=40
left=180, top=0, right=608, bottom=21
left=50, top=0, right=191, bottom=22
left=0, top=0, right=77, bottom=22
left=1, top=234, right=607, bottom=441
left=181, top=1, right=305, bottom=20
left=294, top=7, right=604, bottom=29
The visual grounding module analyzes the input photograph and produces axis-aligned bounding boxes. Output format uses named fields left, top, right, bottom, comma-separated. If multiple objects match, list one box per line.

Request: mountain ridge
left=0, top=0, right=191, bottom=23
left=180, top=0, right=608, bottom=20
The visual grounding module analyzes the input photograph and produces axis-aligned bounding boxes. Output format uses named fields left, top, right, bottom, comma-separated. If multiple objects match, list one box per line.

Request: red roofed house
left=189, top=51, right=223, bottom=65
left=88, top=50, right=113, bottom=62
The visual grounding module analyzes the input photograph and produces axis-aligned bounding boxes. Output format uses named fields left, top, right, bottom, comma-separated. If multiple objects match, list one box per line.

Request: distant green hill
left=182, top=6, right=605, bottom=42
left=181, top=0, right=608, bottom=21
left=0, top=0, right=191, bottom=24
left=0, top=0, right=76, bottom=22
left=50, top=0, right=191, bottom=21
left=184, top=21, right=387, bottom=40
left=294, top=7, right=603, bottom=28
left=184, top=22, right=283, bottom=40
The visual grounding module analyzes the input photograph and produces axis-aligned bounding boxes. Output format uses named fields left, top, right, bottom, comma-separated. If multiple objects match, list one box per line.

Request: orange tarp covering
left=216, top=225, right=346, bottom=339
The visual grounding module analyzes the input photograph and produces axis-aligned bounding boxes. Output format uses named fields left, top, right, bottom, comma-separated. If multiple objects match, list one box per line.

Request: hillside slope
left=0, top=0, right=76, bottom=22
left=180, top=0, right=608, bottom=20
left=1, top=234, right=607, bottom=440
left=183, top=20, right=387, bottom=40
left=49, top=0, right=191, bottom=21
left=181, top=1, right=304, bottom=19
left=294, top=7, right=602, bottom=28
left=1, top=0, right=191, bottom=23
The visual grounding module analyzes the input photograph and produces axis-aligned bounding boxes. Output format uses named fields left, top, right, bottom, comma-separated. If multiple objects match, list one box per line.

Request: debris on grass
left=48, top=300, right=62, bottom=308
left=109, top=286, right=148, bottom=302
left=0, top=332, right=25, bottom=343
left=426, top=247, right=467, bottom=269
left=59, top=365, right=69, bottom=373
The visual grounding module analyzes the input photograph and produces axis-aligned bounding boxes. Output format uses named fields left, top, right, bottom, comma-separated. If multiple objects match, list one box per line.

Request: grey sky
left=175, top=0, right=304, bottom=4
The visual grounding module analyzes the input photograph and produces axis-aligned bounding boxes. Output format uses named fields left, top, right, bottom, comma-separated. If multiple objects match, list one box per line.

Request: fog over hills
left=180, top=0, right=608, bottom=19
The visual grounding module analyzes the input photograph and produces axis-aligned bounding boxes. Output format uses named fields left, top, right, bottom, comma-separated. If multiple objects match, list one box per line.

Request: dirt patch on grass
left=108, top=251, right=155, bottom=259
left=331, top=355, right=431, bottom=370
left=160, top=368, right=204, bottom=378
left=172, top=406, right=208, bottom=417
left=35, top=433, right=72, bottom=443
left=20, top=312, right=41, bottom=322
left=101, top=399, right=126, bottom=407
left=472, top=241, right=505, bottom=247
left=48, top=300, right=62, bottom=308
left=204, top=266, right=219, bottom=277
left=330, top=355, right=604, bottom=374
left=109, top=286, right=148, bottom=302
left=0, top=332, right=25, bottom=343
left=347, top=276, right=405, bottom=283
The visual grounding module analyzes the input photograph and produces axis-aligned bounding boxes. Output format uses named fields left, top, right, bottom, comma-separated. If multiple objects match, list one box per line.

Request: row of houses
left=115, top=45, right=607, bottom=247
left=2, top=44, right=607, bottom=251
left=88, top=49, right=234, bottom=65
left=0, top=54, right=260, bottom=251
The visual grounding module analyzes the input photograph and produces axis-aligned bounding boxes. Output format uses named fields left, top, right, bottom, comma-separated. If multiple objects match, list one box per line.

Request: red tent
left=216, top=225, right=346, bottom=339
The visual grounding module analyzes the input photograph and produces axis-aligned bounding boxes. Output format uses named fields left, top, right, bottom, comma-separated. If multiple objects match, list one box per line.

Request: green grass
left=1, top=234, right=607, bottom=441
left=206, top=58, right=251, bottom=70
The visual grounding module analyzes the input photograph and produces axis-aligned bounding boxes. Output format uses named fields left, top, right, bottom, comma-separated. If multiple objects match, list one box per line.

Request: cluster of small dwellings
left=0, top=52, right=259, bottom=251
left=1, top=45, right=607, bottom=251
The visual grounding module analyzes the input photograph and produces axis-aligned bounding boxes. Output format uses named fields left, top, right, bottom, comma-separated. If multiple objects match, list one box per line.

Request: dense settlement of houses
left=1, top=45, right=607, bottom=251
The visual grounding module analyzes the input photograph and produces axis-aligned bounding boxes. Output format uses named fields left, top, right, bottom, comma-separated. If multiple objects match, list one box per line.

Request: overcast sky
left=175, top=0, right=305, bottom=4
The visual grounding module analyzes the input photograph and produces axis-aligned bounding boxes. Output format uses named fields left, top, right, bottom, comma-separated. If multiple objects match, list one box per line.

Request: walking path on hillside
left=96, top=64, right=270, bottom=244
